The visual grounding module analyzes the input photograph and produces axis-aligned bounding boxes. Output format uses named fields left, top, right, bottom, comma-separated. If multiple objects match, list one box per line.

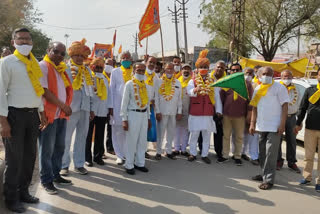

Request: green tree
left=200, top=0, right=320, bottom=61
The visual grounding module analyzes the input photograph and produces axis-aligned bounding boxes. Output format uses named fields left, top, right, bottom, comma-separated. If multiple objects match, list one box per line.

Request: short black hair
left=172, top=56, right=181, bottom=61
left=230, top=62, right=242, bottom=70
left=12, top=28, right=31, bottom=39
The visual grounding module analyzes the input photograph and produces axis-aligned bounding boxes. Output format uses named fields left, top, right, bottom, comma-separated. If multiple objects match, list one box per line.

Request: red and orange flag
left=118, top=45, right=122, bottom=54
left=138, top=0, right=160, bottom=47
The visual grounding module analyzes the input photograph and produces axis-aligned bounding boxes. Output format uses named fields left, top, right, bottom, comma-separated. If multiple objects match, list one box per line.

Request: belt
left=130, top=108, right=147, bottom=113
left=288, top=114, right=296, bottom=117
left=8, top=106, right=38, bottom=113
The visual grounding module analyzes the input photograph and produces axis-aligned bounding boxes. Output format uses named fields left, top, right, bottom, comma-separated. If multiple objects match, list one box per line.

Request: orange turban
left=195, top=49, right=210, bottom=68
left=68, top=38, right=91, bottom=58
left=90, top=57, right=105, bottom=70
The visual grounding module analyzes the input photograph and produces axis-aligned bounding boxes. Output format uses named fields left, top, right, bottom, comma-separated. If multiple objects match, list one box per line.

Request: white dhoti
left=112, top=125, right=127, bottom=160
left=174, top=125, right=189, bottom=152
left=188, top=115, right=216, bottom=157
left=156, top=115, right=176, bottom=155
left=125, top=111, right=148, bottom=169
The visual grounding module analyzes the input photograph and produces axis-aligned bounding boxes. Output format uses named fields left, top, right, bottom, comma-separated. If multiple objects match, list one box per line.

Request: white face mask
left=105, top=65, right=113, bottom=74
left=174, top=65, right=181, bottom=72
left=259, top=76, right=273, bottom=84
left=245, top=75, right=253, bottom=81
left=14, top=42, right=33, bottom=56
left=166, top=73, right=173, bottom=79
left=282, top=79, right=292, bottom=86
left=146, top=68, right=154, bottom=74
left=134, top=73, right=145, bottom=81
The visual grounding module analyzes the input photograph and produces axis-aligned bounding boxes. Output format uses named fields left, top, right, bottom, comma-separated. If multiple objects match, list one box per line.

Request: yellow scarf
left=92, top=72, right=107, bottom=100
left=13, top=50, right=44, bottom=96
left=103, top=71, right=110, bottom=85
left=210, top=70, right=226, bottom=82
left=159, top=74, right=176, bottom=101
left=195, top=74, right=215, bottom=105
left=178, top=75, right=191, bottom=89
left=145, top=71, right=155, bottom=86
left=70, top=59, right=93, bottom=90
left=133, top=77, right=149, bottom=107
left=250, top=81, right=274, bottom=107
left=121, top=65, right=132, bottom=83
left=222, top=88, right=239, bottom=100
left=253, top=76, right=261, bottom=85
left=175, top=71, right=182, bottom=79
left=280, top=81, right=296, bottom=91
left=309, top=83, right=320, bottom=104
left=43, top=55, right=70, bottom=88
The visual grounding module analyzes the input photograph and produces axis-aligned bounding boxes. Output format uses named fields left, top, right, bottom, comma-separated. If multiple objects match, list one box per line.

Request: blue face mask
left=121, top=60, right=132, bottom=68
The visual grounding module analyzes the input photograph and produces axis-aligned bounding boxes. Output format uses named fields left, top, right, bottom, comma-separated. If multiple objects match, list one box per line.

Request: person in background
left=173, top=56, right=182, bottom=79
left=296, top=69, right=320, bottom=192
left=155, top=61, right=163, bottom=78
left=1, top=46, right=12, bottom=58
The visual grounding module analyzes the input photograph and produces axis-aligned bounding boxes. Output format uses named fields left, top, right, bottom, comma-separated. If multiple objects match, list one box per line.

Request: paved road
left=0, top=142, right=319, bottom=214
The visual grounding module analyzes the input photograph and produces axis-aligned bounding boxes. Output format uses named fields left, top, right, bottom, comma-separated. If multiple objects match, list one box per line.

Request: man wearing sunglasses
left=38, top=42, right=74, bottom=194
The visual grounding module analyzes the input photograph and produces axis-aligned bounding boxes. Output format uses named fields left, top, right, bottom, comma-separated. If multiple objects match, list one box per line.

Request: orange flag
left=138, top=0, right=160, bottom=47
left=118, top=45, right=122, bottom=54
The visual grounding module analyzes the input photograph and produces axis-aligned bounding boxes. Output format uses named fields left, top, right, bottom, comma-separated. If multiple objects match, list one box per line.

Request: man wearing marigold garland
left=173, top=64, right=192, bottom=157
left=276, top=70, right=301, bottom=173
left=0, top=28, right=47, bottom=213
left=120, top=63, right=151, bottom=175
left=61, top=38, right=94, bottom=176
left=85, top=58, right=113, bottom=167
left=187, top=49, right=223, bottom=164
left=39, top=42, right=73, bottom=194
left=110, top=51, right=133, bottom=165
left=155, top=63, right=182, bottom=160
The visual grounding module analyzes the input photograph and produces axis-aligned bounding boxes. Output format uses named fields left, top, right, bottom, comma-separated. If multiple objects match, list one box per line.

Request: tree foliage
left=200, top=0, right=320, bottom=61
left=0, top=0, right=50, bottom=57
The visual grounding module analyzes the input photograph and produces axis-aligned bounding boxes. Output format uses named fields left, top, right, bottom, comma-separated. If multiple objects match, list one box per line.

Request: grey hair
left=215, top=60, right=226, bottom=66
left=121, top=51, right=131, bottom=59
left=258, top=66, right=274, bottom=77
left=281, top=69, right=293, bottom=77
left=164, top=62, right=174, bottom=68
left=244, top=67, right=254, bottom=73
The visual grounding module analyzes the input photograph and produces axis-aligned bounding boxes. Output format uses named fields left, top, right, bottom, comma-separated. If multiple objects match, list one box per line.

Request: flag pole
left=159, top=25, right=165, bottom=63
left=146, top=37, right=149, bottom=55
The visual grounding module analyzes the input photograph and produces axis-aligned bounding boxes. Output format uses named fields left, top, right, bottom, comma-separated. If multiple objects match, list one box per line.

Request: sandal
left=259, top=183, right=273, bottom=190
left=154, top=154, right=162, bottom=160
left=251, top=175, right=263, bottom=181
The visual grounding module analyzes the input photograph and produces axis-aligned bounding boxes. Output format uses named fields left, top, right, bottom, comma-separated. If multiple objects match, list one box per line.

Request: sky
left=34, top=0, right=210, bottom=57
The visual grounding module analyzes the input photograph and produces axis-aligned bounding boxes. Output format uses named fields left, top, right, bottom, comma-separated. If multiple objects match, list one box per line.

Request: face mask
left=199, top=69, right=209, bottom=75
left=134, top=73, right=145, bottom=81
left=259, top=76, right=273, bottom=84
left=174, top=65, right=181, bottom=72
left=121, top=60, right=132, bottom=69
left=146, top=68, right=154, bottom=74
left=105, top=65, right=113, bottom=74
left=282, top=79, right=292, bottom=86
left=14, top=42, right=33, bottom=56
left=166, top=73, right=173, bottom=79
left=245, top=75, right=253, bottom=81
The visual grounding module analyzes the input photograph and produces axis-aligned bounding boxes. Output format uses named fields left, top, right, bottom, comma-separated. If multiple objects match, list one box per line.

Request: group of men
left=1, top=27, right=320, bottom=213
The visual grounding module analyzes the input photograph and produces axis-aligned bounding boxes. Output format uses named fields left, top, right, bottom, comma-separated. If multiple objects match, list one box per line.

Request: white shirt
left=155, top=78, right=182, bottom=115
left=120, top=80, right=150, bottom=121
left=91, top=73, right=113, bottom=117
left=145, top=71, right=160, bottom=101
left=254, top=82, right=290, bottom=132
left=39, top=61, right=67, bottom=119
left=0, top=55, right=44, bottom=116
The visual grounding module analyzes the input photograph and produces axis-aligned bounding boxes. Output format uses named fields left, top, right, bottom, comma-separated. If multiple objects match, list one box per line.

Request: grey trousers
left=277, top=115, right=297, bottom=164
left=259, top=132, right=281, bottom=184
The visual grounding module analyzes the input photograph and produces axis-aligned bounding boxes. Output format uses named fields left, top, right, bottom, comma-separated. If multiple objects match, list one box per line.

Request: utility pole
left=176, top=0, right=189, bottom=63
left=168, top=1, right=181, bottom=57
left=64, top=34, right=70, bottom=49
left=132, top=32, right=138, bottom=61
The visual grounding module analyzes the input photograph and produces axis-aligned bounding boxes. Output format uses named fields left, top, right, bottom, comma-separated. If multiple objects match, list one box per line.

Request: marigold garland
left=195, top=73, right=215, bottom=105
left=145, top=71, right=155, bottom=86
left=121, top=65, right=133, bottom=83
left=70, top=59, right=93, bottom=90
left=13, top=50, right=44, bottom=97
left=132, top=77, right=149, bottom=108
left=279, top=81, right=298, bottom=106
left=43, top=55, right=70, bottom=88
left=159, top=74, right=176, bottom=101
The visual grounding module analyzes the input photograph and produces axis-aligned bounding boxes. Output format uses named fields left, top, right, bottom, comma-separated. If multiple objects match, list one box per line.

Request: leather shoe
left=126, top=168, right=135, bottom=175
left=20, top=193, right=39, bottom=204
left=5, top=201, right=26, bottom=213
left=134, top=165, right=149, bottom=172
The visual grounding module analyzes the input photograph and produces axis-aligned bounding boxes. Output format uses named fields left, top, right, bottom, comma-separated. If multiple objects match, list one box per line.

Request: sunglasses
left=95, top=66, right=103, bottom=70
left=52, top=50, right=66, bottom=57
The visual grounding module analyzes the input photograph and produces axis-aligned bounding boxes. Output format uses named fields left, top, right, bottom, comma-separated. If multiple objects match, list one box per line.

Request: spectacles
left=136, top=69, right=145, bottom=73
left=52, top=50, right=66, bottom=57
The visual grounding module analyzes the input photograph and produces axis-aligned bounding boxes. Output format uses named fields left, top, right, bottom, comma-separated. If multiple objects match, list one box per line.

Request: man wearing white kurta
left=155, top=63, right=182, bottom=160
left=120, top=63, right=150, bottom=175
left=110, top=51, right=133, bottom=165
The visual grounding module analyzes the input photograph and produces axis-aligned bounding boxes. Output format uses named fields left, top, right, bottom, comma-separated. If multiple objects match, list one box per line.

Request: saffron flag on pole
left=211, top=72, right=249, bottom=100
left=118, top=45, right=122, bottom=54
left=138, top=0, right=160, bottom=47
left=112, top=30, right=117, bottom=48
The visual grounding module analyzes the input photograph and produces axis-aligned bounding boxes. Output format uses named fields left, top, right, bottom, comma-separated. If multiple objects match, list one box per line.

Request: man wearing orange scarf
left=39, top=42, right=73, bottom=194
left=61, top=39, right=94, bottom=176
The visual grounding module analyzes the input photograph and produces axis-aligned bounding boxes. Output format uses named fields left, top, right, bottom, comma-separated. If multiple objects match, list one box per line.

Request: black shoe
left=166, top=153, right=177, bottom=160
left=85, top=161, right=93, bottom=167
left=181, top=151, right=189, bottom=157
left=145, top=152, right=151, bottom=159
left=241, top=154, right=250, bottom=161
left=94, top=159, right=105, bottom=165
left=188, top=155, right=197, bottom=162
left=252, top=175, right=263, bottom=181
left=201, top=156, right=211, bottom=164
left=74, top=167, right=88, bottom=175
left=217, top=157, right=229, bottom=163
left=126, top=168, right=135, bottom=175
left=134, top=165, right=149, bottom=172
left=231, top=155, right=235, bottom=160
left=172, top=151, right=180, bottom=156
left=54, top=176, right=72, bottom=185
left=42, top=182, right=58, bottom=195
left=20, top=193, right=39, bottom=204
left=5, top=201, right=26, bottom=213
left=154, top=153, right=162, bottom=160
left=235, top=159, right=242, bottom=166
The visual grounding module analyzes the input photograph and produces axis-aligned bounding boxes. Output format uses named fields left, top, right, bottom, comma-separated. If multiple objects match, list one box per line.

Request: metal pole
left=182, top=0, right=189, bottom=62
left=174, top=2, right=180, bottom=56
left=297, top=26, right=300, bottom=58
